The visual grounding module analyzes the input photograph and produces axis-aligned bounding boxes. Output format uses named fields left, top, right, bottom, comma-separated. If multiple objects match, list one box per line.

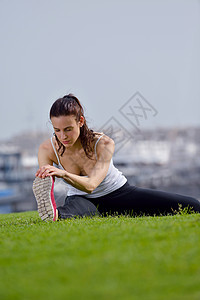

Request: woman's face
left=51, top=115, right=84, bottom=148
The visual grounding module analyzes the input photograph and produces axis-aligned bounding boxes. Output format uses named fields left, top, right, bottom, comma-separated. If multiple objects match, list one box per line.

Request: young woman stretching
left=33, top=94, right=200, bottom=221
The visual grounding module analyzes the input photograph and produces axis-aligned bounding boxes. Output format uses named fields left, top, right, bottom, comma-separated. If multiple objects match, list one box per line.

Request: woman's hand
left=35, top=164, right=67, bottom=179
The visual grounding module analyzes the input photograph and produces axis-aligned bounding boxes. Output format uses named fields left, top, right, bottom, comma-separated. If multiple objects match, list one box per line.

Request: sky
left=0, top=0, right=200, bottom=140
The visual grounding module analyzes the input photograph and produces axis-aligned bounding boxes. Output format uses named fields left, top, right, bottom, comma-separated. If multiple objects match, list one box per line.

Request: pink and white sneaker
left=32, top=176, right=57, bottom=221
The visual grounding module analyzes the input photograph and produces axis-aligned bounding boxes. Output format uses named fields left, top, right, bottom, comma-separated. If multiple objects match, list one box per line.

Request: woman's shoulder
left=38, top=138, right=55, bottom=156
left=92, top=132, right=115, bottom=159
left=93, top=131, right=115, bottom=148
left=39, top=138, right=52, bottom=149
left=93, top=131, right=113, bottom=140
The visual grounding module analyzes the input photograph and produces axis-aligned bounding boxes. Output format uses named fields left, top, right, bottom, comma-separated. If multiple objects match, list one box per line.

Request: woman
left=33, top=94, right=200, bottom=221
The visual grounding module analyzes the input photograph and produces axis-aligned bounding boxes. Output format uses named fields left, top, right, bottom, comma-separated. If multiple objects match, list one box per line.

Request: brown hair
left=50, top=94, right=95, bottom=159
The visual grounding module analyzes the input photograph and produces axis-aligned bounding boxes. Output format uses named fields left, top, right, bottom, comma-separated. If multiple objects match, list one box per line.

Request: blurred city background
left=0, top=0, right=199, bottom=213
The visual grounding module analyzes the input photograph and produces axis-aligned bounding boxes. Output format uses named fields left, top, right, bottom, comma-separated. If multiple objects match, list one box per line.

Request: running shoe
left=32, top=176, right=57, bottom=221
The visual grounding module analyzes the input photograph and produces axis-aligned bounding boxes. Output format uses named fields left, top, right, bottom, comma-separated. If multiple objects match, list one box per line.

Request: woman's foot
left=32, top=176, right=58, bottom=221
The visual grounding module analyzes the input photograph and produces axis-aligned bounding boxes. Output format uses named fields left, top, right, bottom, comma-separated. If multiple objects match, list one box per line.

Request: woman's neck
left=65, top=137, right=83, bottom=154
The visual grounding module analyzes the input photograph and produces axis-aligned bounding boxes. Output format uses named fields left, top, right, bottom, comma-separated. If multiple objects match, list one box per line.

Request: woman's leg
left=57, top=195, right=100, bottom=219
left=33, top=176, right=99, bottom=221
left=89, top=182, right=200, bottom=216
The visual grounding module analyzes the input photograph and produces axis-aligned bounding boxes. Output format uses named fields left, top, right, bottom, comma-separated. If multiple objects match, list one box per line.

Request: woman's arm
left=63, top=136, right=115, bottom=193
left=36, top=136, right=115, bottom=193
left=35, top=140, right=66, bottom=179
left=38, top=142, right=53, bottom=167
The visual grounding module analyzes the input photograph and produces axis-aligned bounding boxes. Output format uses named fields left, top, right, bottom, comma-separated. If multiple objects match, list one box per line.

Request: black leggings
left=57, top=182, right=200, bottom=219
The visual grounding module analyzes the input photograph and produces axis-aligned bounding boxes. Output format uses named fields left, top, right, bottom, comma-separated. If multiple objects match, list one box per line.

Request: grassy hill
left=0, top=211, right=200, bottom=300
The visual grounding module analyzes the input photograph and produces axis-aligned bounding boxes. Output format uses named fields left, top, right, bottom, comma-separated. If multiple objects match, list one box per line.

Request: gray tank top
left=50, top=135, right=127, bottom=198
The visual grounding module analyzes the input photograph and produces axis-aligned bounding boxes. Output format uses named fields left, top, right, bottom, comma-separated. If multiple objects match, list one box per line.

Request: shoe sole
left=32, top=176, right=57, bottom=221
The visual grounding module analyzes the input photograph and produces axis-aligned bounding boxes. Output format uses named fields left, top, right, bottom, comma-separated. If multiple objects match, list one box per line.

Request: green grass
left=0, top=211, right=200, bottom=300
